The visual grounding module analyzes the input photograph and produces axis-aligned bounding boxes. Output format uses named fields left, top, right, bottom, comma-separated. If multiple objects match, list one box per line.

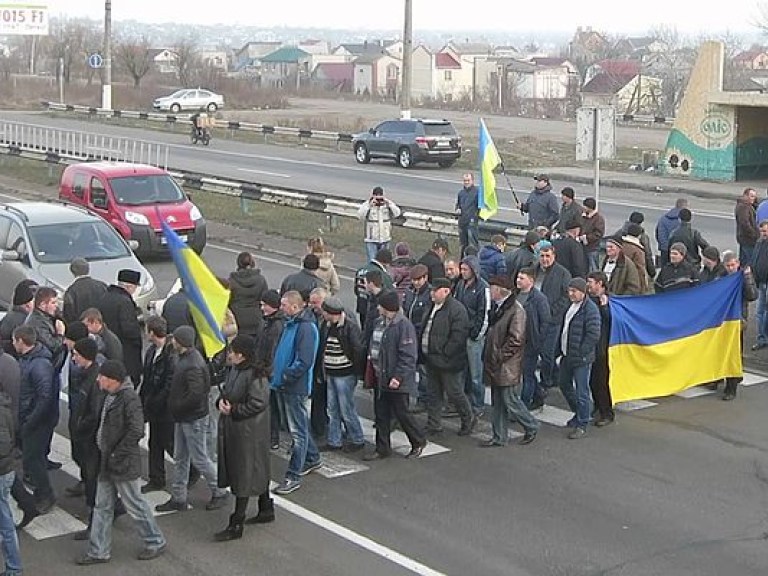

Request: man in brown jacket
left=621, top=224, right=651, bottom=293
left=735, top=187, right=758, bottom=266
left=601, top=237, right=641, bottom=296
left=579, top=198, right=605, bottom=272
left=479, top=276, right=539, bottom=447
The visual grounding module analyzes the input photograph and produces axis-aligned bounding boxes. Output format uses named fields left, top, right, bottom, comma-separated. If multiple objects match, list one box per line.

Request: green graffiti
left=699, top=114, right=732, bottom=141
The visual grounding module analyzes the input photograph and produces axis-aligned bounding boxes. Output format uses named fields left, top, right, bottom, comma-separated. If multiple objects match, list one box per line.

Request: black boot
left=245, top=493, right=274, bottom=525
left=214, top=514, right=244, bottom=542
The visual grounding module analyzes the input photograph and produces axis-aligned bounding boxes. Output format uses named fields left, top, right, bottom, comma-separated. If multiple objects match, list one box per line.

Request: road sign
left=88, top=53, right=103, bottom=69
left=0, top=2, right=48, bottom=35
left=576, top=106, right=616, bottom=161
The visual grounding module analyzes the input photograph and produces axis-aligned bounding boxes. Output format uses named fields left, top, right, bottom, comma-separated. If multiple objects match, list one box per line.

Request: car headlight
left=141, top=273, right=155, bottom=295
left=190, top=205, right=203, bottom=221
left=125, top=211, right=150, bottom=226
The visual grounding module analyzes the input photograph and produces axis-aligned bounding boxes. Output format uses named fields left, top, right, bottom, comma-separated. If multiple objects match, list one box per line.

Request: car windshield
left=423, top=123, right=455, bottom=136
left=109, top=175, right=185, bottom=206
left=28, top=221, right=130, bottom=264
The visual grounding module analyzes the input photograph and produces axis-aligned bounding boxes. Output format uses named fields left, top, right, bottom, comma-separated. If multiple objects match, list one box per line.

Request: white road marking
left=237, top=168, right=291, bottom=178
left=271, top=443, right=369, bottom=479
left=358, top=417, right=450, bottom=458
left=533, top=405, right=574, bottom=428
left=741, top=371, right=768, bottom=387
left=675, top=385, right=716, bottom=399
left=615, top=400, right=659, bottom=411
left=272, top=485, right=448, bottom=576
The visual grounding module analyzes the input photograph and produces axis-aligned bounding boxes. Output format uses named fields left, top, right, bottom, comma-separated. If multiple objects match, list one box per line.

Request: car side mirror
left=0, top=250, right=20, bottom=262
left=128, top=240, right=139, bottom=251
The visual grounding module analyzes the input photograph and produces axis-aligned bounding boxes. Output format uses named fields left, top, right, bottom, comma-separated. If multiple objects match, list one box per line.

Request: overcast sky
left=50, top=0, right=765, bottom=35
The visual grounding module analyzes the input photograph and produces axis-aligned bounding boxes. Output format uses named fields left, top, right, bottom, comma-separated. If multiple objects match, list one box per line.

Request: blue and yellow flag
left=478, top=118, right=501, bottom=221
left=162, top=221, right=230, bottom=358
left=608, top=272, right=743, bottom=404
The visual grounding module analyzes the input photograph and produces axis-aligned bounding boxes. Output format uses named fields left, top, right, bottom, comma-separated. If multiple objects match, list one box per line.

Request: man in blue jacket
left=271, top=291, right=321, bottom=495
left=455, top=173, right=479, bottom=258
left=515, top=267, right=552, bottom=411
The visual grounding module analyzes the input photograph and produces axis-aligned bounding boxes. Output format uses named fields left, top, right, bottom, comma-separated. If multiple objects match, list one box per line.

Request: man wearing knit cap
left=601, top=236, right=641, bottom=296
left=63, top=258, right=107, bottom=324
left=76, top=359, right=167, bottom=565
left=504, top=230, right=540, bottom=283
left=579, top=198, right=605, bottom=272
left=557, top=278, right=600, bottom=439
left=668, top=208, right=709, bottom=268
left=362, top=290, right=426, bottom=461
left=480, top=275, right=539, bottom=447
left=403, top=264, right=432, bottom=412
left=700, top=246, right=727, bottom=283
left=280, top=254, right=324, bottom=302
left=420, top=278, right=476, bottom=436
left=519, top=175, right=559, bottom=229
left=654, top=242, right=700, bottom=293
left=97, top=270, right=143, bottom=386
left=156, top=326, right=228, bottom=512
left=555, top=187, right=582, bottom=236
left=0, top=280, right=37, bottom=357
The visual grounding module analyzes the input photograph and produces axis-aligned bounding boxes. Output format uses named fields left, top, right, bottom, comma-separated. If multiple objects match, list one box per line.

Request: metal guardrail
left=0, top=134, right=527, bottom=243
left=43, top=101, right=355, bottom=149
left=0, top=118, right=170, bottom=168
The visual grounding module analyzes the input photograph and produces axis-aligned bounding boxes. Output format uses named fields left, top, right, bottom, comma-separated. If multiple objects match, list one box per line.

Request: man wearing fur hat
left=97, top=270, right=143, bottom=386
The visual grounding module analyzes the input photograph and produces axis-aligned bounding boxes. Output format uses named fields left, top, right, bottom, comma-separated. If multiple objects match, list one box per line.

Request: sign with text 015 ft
left=0, top=2, right=48, bottom=35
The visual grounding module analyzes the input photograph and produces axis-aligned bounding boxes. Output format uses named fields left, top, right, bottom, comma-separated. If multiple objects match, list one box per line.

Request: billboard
left=0, top=2, right=49, bottom=35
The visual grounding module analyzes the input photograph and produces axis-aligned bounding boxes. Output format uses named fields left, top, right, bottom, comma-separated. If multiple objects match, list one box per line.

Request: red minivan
left=59, top=162, right=207, bottom=257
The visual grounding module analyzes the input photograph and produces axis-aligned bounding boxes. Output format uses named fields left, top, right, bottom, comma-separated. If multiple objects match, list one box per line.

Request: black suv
left=352, top=119, right=462, bottom=169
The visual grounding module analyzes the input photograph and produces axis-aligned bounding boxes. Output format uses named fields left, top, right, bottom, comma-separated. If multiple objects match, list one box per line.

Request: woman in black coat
left=228, top=252, right=268, bottom=340
left=214, top=335, right=273, bottom=542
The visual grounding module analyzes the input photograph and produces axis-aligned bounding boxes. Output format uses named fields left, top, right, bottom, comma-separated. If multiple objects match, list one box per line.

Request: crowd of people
left=0, top=174, right=759, bottom=572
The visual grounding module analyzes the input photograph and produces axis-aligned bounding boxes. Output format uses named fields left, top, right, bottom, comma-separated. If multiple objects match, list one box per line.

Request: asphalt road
left=0, top=111, right=740, bottom=255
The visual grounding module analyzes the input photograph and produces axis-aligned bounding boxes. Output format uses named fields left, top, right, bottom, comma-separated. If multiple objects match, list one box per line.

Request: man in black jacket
left=586, top=272, right=614, bottom=427
left=76, top=360, right=167, bottom=565
left=420, top=278, right=476, bottom=436
left=156, top=326, right=228, bottom=513
left=504, top=230, right=539, bottom=283
left=280, top=254, right=324, bottom=302
left=751, top=220, right=768, bottom=350
left=63, top=258, right=107, bottom=324
left=97, top=270, right=143, bottom=387
left=81, top=308, right=123, bottom=362
left=553, top=220, right=588, bottom=280
left=24, top=286, right=66, bottom=373
left=418, top=238, right=449, bottom=284
left=0, top=280, right=37, bottom=357
left=455, top=173, right=479, bottom=257
left=403, top=264, right=431, bottom=412
left=256, top=290, right=285, bottom=450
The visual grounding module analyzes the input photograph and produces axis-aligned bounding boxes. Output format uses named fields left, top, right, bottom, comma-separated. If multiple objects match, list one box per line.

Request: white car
left=152, top=89, right=224, bottom=113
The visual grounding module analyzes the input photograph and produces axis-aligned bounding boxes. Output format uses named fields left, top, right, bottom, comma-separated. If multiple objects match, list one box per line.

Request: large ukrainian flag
left=608, top=271, right=743, bottom=404
left=162, top=221, right=230, bottom=359
left=478, top=118, right=501, bottom=221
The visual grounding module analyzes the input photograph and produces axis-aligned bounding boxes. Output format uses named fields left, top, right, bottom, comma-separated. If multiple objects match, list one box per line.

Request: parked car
left=152, top=88, right=224, bottom=113
left=59, top=162, right=207, bottom=258
left=0, top=202, right=156, bottom=313
left=352, top=118, right=462, bottom=169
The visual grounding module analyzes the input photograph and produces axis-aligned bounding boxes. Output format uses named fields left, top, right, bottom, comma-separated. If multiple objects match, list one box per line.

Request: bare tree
left=643, top=25, right=695, bottom=116
left=173, top=36, right=199, bottom=87
left=45, top=19, right=95, bottom=84
left=116, top=36, right=152, bottom=88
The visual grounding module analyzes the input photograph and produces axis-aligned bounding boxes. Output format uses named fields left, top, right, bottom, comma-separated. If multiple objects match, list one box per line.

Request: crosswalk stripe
left=741, top=371, right=768, bottom=387
left=271, top=444, right=369, bottom=478
left=675, top=386, right=716, bottom=399
left=358, top=417, right=450, bottom=457
left=615, top=400, right=659, bottom=412
left=532, top=405, right=573, bottom=427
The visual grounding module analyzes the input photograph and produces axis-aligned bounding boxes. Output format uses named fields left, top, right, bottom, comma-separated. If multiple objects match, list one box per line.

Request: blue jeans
left=281, top=391, right=320, bottom=482
left=757, top=283, right=768, bottom=345
left=88, top=478, right=166, bottom=560
left=0, top=471, right=21, bottom=574
left=490, top=386, right=539, bottom=444
left=171, top=416, right=226, bottom=503
left=539, top=322, right=561, bottom=388
left=365, top=241, right=390, bottom=263
left=520, top=350, right=544, bottom=406
left=586, top=250, right=600, bottom=273
left=465, top=337, right=486, bottom=411
left=326, top=374, right=365, bottom=447
left=459, top=222, right=479, bottom=257
left=558, top=358, right=593, bottom=428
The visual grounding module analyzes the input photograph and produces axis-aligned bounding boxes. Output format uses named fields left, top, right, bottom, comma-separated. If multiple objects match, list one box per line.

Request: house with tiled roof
left=260, top=46, right=312, bottom=88
left=614, top=36, right=666, bottom=57
left=352, top=52, right=401, bottom=98
left=147, top=48, right=177, bottom=74
left=311, top=62, right=354, bottom=92
left=581, top=59, right=662, bottom=114
left=332, top=40, right=401, bottom=61
left=234, top=41, right=283, bottom=74
left=733, top=47, right=768, bottom=70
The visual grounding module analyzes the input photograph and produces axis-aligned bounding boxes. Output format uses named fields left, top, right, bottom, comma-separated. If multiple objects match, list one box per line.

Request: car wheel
left=206, top=103, right=218, bottom=113
left=397, top=147, right=413, bottom=169
left=438, top=160, right=456, bottom=168
left=170, top=103, right=181, bottom=113
left=354, top=143, right=370, bottom=164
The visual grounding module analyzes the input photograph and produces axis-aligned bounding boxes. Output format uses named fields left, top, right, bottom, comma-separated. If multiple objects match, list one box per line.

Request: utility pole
left=102, top=0, right=112, bottom=110
left=400, top=0, right=412, bottom=120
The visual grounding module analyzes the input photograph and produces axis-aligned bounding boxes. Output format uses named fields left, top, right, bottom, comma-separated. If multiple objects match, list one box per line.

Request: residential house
left=581, top=59, right=662, bottom=115
left=260, top=46, right=311, bottom=89
left=233, top=41, right=282, bottom=75
left=147, top=48, right=177, bottom=75
left=433, top=42, right=494, bottom=101
left=198, top=48, right=228, bottom=71
left=733, top=47, right=768, bottom=70
left=567, top=26, right=610, bottom=77
left=614, top=36, right=666, bottom=58
left=312, top=62, right=354, bottom=92
left=493, top=45, right=520, bottom=58
left=353, top=53, right=400, bottom=98
left=332, top=40, right=400, bottom=61
left=297, top=39, right=329, bottom=55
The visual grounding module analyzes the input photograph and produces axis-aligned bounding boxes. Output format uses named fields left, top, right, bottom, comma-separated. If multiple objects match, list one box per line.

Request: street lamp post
left=400, top=0, right=412, bottom=120
left=102, top=0, right=112, bottom=110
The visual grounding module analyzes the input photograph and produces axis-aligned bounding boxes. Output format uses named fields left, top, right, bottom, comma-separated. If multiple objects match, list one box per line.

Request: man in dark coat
left=668, top=208, right=709, bottom=267
left=354, top=249, right=394, bottom=329
left=76, top=360, right=167, bottom=565
left=735, top=187, right=759, bottom=266
left=254, top=290, right=285, bottom=449
left=0, top=280, right=37, bottom=357
left=81, top=308, right=123, bottom=362
left=228, top=252, right=268, bottom=340
left=586, top=272, right=614, bottom=427
left=280, top=254, right=324, bottom=301
left=554, top=187, right=583, bottom=236
left=455, top=173, right=479, bottom=257
left=656, top=198, right=688, bottom=266
left=654, top=243, right=700, bottom=293
left=63, top=258, right=108, bottom=324
left=24, top=286, right=66, bottom=372
left=553, top=220, right=588, bottom=280
left=515, top=267, right=552, bottom=411
left=97, top=270, right=143, bottom=387
left=161, top=287, right=196, bottom=336
left=214, top=335, right=273, bottom=541
left=580, top=198, right=605, bottom=272
left=420, top=278, right=475, bottom=436
left=403, top=264, right=432, bottom=411
left=480, top=276, right=538, bottom=447
left=504, top=231, right=539, bottom=283
left=518, top=174, right=559, bottom=229
left=417, top=238, right=449, bottom=284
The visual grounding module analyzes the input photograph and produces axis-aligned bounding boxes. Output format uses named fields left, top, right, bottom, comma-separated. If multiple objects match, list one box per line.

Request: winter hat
left=321, top=296, right=345, bottom=315
left=605, top=236, right=623, bottom=249
left=117, top=269, right=141, bottom=285
left=261, top=289, right=281, bottom=309
left=568, top=278, right=587, bottom=294
left=74, top=337, right=98, bottom=362
left=65, top=321, right=89, bottom=342
left=395, top=242, right=410, bottom=257
left=431, top=278, right=452, bottom=290
left=172, top=325, right=196, bottom=348
left=409, top=264, right=429, bottom=280
left=678, top=208, right=692, bottom=222
left=302, top=254, right=320, bottom=271
left=488, top=275, right=513, bottom=290
left=561, top=187, right=575, bottom=199
left=12, top=280, right=36, bottom=306
left=565, top=219, right=581, bottom=231
left=377, top=290, right=400, bottom=312
left=524, top=230, right=540, bottom=246
left=670, top=242, right=687, bottom=257
left=629, top=211, right=645, bottom=225
left=534, top=174, right=550, bottom=183
left=99, top=359, right=126, bottom=383
left=626, top=223, right=643, bottom=238
left=702, top=246, right=720, bottom=262
left=229, top=334, right=255, bottom=360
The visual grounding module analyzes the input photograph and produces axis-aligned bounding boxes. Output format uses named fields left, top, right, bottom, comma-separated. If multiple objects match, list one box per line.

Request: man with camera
left=357, top=187, right=402, bottom=263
